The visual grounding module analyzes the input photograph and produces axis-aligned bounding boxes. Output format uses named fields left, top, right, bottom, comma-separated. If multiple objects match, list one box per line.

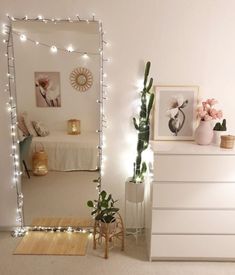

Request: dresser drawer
left=151, top=235, right=235, bottom=260
left=152, top=183, right=235, bottom=208
left=154, top=155, right=235, bottom=182
left=152, top=210, right=235, bottom=234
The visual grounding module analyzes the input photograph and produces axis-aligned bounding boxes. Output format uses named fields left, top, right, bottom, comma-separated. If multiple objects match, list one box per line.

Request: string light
left=19, top=34, right=27, bottom=41
left=3, top=14, right=110, bottom=237
left=50, top=45, right=57, bottom=53
left=13, top=30, right=99, bottom=56
left=82, top=52, right=89, bottom=59
left=66, top=45, right=74, bottom=52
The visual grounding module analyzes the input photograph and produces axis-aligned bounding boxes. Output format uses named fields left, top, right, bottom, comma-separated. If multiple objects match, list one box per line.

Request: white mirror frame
left=3, top=15, right=108, bottom=237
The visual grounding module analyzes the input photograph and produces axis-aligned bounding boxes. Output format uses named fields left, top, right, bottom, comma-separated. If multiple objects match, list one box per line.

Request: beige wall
left=1, top=0, right=235, bottom=226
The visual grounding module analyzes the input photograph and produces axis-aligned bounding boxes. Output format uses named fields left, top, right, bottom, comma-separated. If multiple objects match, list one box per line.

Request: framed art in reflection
left=153, top=85, right=199, bottom=140
left=35, top=72, right=61, bottom=107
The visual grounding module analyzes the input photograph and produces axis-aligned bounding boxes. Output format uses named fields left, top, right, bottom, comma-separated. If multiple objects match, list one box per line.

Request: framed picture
left=153, top=85, right=199, bottom=140
left=35, top=72, right=61, bottom=107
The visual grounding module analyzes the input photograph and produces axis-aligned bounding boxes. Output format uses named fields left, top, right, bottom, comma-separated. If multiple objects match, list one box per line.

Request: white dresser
left=148, top=141, right=235, bottom=261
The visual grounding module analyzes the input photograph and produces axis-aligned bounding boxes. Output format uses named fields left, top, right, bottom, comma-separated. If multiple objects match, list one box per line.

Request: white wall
left=13, top=21, right=100, bottom=132
left=1, top=0, right=235, bottom=226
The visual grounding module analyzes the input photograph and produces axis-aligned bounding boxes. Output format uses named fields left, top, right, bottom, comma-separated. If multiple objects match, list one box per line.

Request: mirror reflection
left=12, top=21, right=101, bottom=226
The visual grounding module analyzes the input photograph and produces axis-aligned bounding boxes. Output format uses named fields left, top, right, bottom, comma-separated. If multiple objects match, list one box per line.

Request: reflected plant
left=166, top=95, right=188, bottom=136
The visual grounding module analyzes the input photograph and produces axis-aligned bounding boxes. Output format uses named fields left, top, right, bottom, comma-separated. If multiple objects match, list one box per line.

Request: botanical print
left=166, top=94, right=188, bottom=136
left=154, top=86, right=198, bottom=140
left=35, top=72, right=61, bottom=107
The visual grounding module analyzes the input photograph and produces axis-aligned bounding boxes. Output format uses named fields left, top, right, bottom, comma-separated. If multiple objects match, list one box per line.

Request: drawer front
left=154, top=155, right=235, bottom=182
left=151, top=235, right=235, bottom=259
left=152, top=183, right=235, bottom=208
left=152, top=210, right=235, bottom=234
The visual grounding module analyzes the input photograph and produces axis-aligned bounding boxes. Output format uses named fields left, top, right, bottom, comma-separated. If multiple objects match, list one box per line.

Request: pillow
left=17, top=127, right=25, bottom=142
left=32, top=121, right=50, bottom=137
left=18, top=113, right=29, bottom=136
left=22, top=112, right=38, bottom=137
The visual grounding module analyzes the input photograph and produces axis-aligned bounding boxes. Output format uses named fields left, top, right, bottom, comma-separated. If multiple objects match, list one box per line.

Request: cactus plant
left=213, top=119, right=227, bottom=131
left=132, top=61, right=154, bottom=183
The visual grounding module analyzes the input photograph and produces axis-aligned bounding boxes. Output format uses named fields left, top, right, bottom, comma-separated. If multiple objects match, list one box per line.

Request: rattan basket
left=220, top=135, right=235, bottom=149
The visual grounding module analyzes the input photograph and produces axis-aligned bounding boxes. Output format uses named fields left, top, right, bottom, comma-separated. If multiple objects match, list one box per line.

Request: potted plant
left=126, top=61, right=154, bottom=203
left=212, top=119, right=227, bottom=145
left=87, top=190, right=119, bottom=233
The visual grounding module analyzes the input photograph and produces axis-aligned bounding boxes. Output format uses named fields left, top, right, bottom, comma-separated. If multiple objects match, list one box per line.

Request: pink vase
left=195, top=120, right=213, bottom=145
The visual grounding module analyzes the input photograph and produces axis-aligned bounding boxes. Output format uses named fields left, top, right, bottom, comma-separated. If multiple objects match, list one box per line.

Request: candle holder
left=67, top=119, right=80, bottom=135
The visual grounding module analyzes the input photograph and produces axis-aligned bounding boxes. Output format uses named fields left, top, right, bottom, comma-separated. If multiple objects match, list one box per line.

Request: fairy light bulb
left=67, top=45, right=74, bottom=52
left=50, top=45, right=57, bottom=53
left=20, top=34, right=27, bottom=42
left=37, top=15, right=43, bottom=20
left=83, top=52, right=89, bottom=59
left=35, top=41, right=39, bottom=45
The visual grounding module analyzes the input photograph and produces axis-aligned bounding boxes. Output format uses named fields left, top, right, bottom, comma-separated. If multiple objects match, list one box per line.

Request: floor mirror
left=4, top=16, right=104, bottom=236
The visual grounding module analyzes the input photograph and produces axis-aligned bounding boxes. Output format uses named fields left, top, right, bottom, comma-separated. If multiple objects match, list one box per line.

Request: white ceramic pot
left=126, top=178, right=145, bottom=203
left=212, top=130, right=227, bottom=145
left=194, top=120, right=214, bottom=145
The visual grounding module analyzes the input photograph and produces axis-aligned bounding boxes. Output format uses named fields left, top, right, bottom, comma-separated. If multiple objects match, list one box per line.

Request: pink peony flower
left=206, top=98, right=218, bottom=106
left=209, top=108, right=218, bottom=119
left=197, top=98, right=223, bottom=121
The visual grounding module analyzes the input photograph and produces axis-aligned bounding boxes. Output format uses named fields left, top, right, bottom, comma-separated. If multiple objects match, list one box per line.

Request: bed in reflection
left=29, top=131, right=99, bottom=171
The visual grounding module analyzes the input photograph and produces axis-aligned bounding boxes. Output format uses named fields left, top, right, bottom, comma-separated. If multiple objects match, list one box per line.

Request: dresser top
left=150, top=141, right=235, bottom=155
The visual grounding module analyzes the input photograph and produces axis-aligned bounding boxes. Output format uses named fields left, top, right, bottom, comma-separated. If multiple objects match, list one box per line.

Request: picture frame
left=153, top=85, right=199, bottom=140
left=35, top=72, right=61, bottom=107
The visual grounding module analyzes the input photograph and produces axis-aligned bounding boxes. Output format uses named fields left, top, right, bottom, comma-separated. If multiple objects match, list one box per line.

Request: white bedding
left=30, top=131, right=99, bottom=171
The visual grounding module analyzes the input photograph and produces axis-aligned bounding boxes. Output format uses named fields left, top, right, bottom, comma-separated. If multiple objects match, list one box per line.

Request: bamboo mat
left=14, top=217, right=92, bottom=256
left=31, top=217, right=93, bottom=227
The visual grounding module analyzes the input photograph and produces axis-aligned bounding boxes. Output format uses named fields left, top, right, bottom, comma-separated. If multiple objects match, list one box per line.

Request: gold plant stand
left=93, top=213, right=125, bottom=259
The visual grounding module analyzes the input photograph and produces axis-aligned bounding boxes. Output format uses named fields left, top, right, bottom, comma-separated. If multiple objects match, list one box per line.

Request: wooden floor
left=14, top=232, right=89, bottom=256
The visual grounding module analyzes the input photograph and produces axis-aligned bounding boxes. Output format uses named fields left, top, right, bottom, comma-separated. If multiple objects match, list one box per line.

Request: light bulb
left=35, top=41, right=39, bottom=45
left=83, top=52, right=89, bottom=59
left=37, top=15, right=43, bottom=20
left=20, top=34, right=27, bottom=42
left=50, top=45, right=57, bottom=53
left=67, top=45, right=74, bottom=52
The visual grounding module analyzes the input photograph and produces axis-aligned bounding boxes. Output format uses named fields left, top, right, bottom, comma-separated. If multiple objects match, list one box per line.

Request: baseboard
left=0, top=226, right=15, bottom=232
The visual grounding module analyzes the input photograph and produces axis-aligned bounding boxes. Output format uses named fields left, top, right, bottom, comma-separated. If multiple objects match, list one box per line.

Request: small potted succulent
left=126, top=61, right=154, bottom=203
left=87, top=190, right=119, bottom=233
left=212, top=119, right=227, bottom=145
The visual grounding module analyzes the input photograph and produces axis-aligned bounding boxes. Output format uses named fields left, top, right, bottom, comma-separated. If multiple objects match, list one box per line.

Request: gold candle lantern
left=32, top=148, right=48, bottom=176
left=67, top=119, right=80, bottom=135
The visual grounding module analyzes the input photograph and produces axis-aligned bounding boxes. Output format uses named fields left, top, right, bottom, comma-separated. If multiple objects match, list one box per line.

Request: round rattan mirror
left=69, top=67, right=93, bottom=92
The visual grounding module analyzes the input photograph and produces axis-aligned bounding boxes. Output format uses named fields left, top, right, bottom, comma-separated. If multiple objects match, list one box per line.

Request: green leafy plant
left=132, top=61, right=154, bottom=183
left=213, top=119, right=227, bottom=131
left=87, top=190, right=119, bottom=223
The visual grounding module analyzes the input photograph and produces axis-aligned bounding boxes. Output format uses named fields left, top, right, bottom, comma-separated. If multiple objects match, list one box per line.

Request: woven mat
left=14, top=231, right=89, bottom=256
left=14, top=217, right=92, bottom=256
left=31, top=217, right=93, bottom=227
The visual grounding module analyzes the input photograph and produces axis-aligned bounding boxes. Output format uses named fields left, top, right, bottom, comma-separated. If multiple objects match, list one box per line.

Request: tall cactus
left=132, top=61, right=154, bottom=182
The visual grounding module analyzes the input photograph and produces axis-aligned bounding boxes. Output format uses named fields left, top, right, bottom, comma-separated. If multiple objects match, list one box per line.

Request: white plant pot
left=126, top=178, right=145, bottom=203
left=212, top=130, right=227, bottom=145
